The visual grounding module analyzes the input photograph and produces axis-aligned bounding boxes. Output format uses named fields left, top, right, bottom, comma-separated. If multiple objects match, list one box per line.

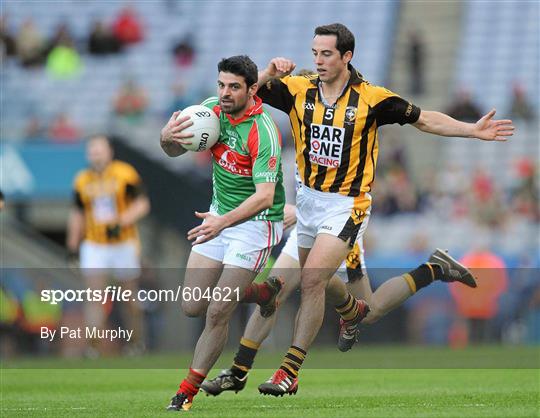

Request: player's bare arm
left=66, top=208, right=85, bottom=254
left=257, top=57, right=296, bottom=86
left=160, top=111, right=195, bottom=157
left=283, top=203, right=297, bottom=229
left=118, top=195, right=151, bottom=227
left=413, top=109, right=515, bottom=141
left=187, top=182, right=276, bottom=245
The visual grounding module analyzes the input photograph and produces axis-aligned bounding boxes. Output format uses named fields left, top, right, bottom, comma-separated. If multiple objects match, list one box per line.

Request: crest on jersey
left=268, top=156, right=277, bottom=170
left=352, top=208, right=364, bottom=222
left=345, top=106, right=357, bottom=123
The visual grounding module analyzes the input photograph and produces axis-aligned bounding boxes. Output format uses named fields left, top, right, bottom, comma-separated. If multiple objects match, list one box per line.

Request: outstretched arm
left=413, top=109, right=514, bottom=141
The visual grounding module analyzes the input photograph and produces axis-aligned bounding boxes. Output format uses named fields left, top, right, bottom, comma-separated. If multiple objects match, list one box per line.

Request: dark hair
left=87, top=134, right=113, bottom=149
left=314, top=23, right=355, bottom=57
left=217, top=55, right=258, bottom=87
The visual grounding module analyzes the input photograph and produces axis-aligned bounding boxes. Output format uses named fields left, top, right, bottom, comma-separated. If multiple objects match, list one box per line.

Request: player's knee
left=181, top=300, right=207, bottom=317
left=300, top=272, right=326, bottom=295
left=205, top=302, right=233, bottom=327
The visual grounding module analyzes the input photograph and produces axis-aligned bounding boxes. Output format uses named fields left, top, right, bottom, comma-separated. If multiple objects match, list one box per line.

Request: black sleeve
left=126, top=183, right=145, bottom=199
left=73, top=191, right=84, bottom=209
left=258, top=78, right=295, bottom=113
left=374, top=96, right=421, bottom=126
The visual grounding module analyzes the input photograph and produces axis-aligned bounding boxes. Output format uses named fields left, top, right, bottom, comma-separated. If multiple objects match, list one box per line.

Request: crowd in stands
left=1, top=5, right=537, bottom=356
left=113, top=79, right=149, bottom=124
left=1, top=6, right=198, bottom=142
left=0, top=6, right=145, bottom=66
left=372, top=140, right=538, bottom=223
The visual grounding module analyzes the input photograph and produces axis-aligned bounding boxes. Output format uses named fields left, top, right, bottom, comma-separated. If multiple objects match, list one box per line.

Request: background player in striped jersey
left=255, top=23, right=514, bottom=396
left=67, top=135, right=150, bottom=355
left=160, top=55, right=288, bottom=412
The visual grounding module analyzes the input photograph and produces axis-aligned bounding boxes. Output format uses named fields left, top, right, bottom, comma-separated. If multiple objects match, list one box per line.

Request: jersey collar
left=309, top=63, right=364, bottom=87
left=223, top=95, right=263, bottom=126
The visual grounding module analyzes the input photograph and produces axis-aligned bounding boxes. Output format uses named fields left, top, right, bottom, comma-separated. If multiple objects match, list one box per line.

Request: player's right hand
left=106, top=223, right=121, bottom=239
left=66, top=251, right=79, bottom=269
left=160, top=111, right=195, bottom=147
left=267, top=57, right=296, bottom=78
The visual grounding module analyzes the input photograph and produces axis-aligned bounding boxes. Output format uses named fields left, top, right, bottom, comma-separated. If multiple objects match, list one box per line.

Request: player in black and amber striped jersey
left=68, top=135, right=149, bottom=258
left=260, top=67, right=420, bottom=197
left=256, top=23, right=514, bottom=396
left=66, top=135, right=150, bottom=353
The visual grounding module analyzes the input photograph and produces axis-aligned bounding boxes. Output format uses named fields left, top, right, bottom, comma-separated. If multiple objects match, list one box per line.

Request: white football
left=176, top=105, right=220, bottom=152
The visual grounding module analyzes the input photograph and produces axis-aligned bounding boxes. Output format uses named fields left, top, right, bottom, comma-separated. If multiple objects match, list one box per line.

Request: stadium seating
left=455, top=1, right=539, bottom=112
left=2, top=1, right=537, bottom=259
left=2, top=0, right=398, bottom=139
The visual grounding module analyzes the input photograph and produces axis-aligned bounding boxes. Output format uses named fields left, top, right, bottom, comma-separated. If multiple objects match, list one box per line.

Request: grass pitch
left=1, top=347, right=538, bottom=417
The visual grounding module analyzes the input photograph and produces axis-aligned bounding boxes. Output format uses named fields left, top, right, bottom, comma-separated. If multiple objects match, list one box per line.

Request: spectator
left=47, top=24, right=82, bottom=78
left=450, top=247, right=509, bottom=344
left=88, top=20, right=121, bottom=55
left=0, top=15, right=16, bottom=59
left=427, top=163, right=469, bottom=220
left=16, top=18, right=45, bottom=68
left=167, top=82, right=196, bottom=116
left=48, top=113, right=80, bottom=143
left=46, top=22, right=76, bottom=55
left=511, top=157, right=538, bottom=221
left=468, top=169, right=504, bottom=227
left=46, top=36, right=82, bottom=79
left=509, top=83, right=535, bottom=122
left=23, top=115, right=46, bottom=141
left=446, top=89, right=482, bottom=122
left=113, top=79, right=148, bottom=123
left=525, top=286, right=540, bottom=343
left=112, top=6, right=143, bottom=46
left=172, top=34, right=195, bottom=68
left=407, top=29, right=426, bottom=96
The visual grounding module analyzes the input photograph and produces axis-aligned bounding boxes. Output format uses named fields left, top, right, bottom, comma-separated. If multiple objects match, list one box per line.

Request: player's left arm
left=188, top=116, right=282, bottom=245
left=116, top=167, right=151, bottom=228
left=283, top=203, right=297, bottom=229
left=413, top=109, right=514, bottom=141
left=118, top=194, right=150, bottom=227
left=187, top=182, right=276, bottom=245
left=373, top=87, right=514, bottom=141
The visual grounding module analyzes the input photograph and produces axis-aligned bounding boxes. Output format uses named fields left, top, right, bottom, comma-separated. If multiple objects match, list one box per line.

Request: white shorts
left=80, top=240, right=140, bottom=280
left=192, top=218, right=283, bottom=273
left=282, top=225, right=367, bottom=283
left=296, top=185, right=371, bottom=250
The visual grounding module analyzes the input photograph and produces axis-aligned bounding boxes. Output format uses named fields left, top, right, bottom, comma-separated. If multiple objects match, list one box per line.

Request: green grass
left=1, top=347, right=539, bottom=417
left=3, top=345, right=539, bottom=369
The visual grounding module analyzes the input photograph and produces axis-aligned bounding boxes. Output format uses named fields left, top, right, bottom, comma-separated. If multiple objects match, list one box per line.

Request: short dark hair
left=217, top=55, right=258, bottom=87
left=314, top=23, right=355, bottom=57
left=87, top=134, right=113, bottom=150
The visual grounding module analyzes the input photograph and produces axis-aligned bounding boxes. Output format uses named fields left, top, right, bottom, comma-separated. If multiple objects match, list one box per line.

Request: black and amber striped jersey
left=258, top=65, right=421, bottom=197
left=73, top=160, right=143, bottom=244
